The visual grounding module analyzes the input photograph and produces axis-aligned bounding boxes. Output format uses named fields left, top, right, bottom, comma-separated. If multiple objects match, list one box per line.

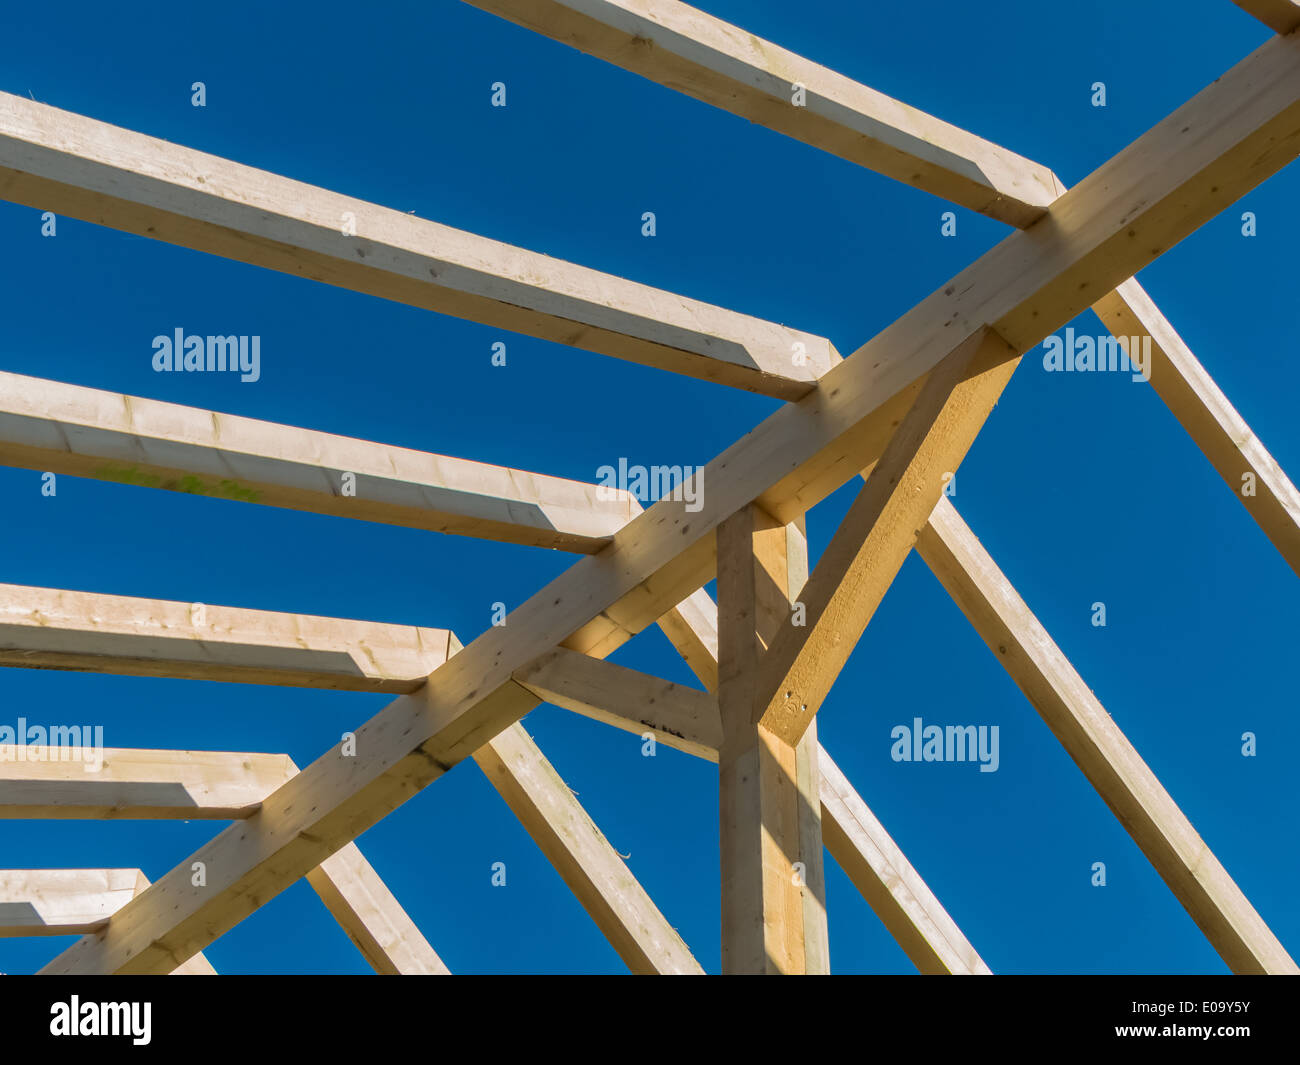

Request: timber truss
left=1, top=0, right=1298, bottom=975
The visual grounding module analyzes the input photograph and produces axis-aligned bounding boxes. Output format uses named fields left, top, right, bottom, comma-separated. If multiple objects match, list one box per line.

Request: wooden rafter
left=1091, top=280, right=1300, bottom=577
left=0, top=868, right=145, bottom=936
left=0, top=632, right=699, bottom=973
left=473, top=722, right=703, bottom=974
left=307, top=844, right=451, bottom=975
left=916, top=498, right=1298, bottom=975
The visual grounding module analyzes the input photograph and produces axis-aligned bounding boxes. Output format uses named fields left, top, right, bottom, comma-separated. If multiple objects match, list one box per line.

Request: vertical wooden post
left=717, top=505, right=828, bottom=973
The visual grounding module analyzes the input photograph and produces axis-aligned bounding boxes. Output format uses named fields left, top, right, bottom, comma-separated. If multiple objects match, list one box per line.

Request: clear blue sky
left=1, top=0, right=1295, bottom=974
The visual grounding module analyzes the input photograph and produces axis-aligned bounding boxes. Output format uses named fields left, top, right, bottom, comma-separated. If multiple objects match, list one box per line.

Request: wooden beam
left=1235, top=0, right=1300, bottom=33
left=0, top=371, right=636, bottom=554
left=0, top=584, right=455, bottom=692
left=463, top=0, right=1063, bottom=227
left=0, top=746, right=294, bottom=819
left=917, top=497, right=1298, bottom=975
left=1, top=673, right=697, bottom=973
left=819, top=748, right=990, bottom=975
left=0, top=95, right=835, bottom=399
left=512, top=645, right=721, bottom=760
left=307, top=843, right=450, bottom=975
left=131, top=872, right=217, bottom=974
left=756, top=327, right=1016, bottom=746
left=472, top=722, right=702, bottom=974
left=1092, top=280, right=1300, bottom=577
left=779, top=517, right=830, bottom=976
left=45, top=36, right=1300, bottom=973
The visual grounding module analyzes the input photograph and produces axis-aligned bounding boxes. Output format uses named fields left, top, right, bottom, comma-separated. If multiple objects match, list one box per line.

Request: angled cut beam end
left=0, top=583, right=454, bottom=693
left=0, top=746, right=295, bottom=819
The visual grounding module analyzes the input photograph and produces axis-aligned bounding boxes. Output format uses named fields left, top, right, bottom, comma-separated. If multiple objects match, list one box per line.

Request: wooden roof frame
left=0, top=0, right=1296, bottom=974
